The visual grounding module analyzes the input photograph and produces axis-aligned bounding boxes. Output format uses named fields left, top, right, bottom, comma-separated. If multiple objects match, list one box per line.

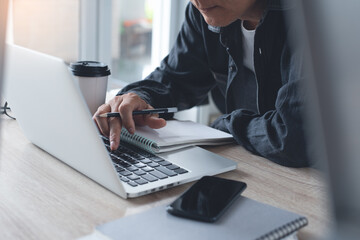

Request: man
left=94, top=0, right=310, bottom=167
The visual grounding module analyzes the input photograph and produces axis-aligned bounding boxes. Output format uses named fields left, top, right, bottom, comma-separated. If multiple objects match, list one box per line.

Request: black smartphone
left=166, top=176, right=247, bottom=223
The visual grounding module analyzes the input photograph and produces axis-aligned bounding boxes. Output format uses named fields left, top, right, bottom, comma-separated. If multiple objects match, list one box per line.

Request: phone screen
left=167, top=176, right=247, bottom=222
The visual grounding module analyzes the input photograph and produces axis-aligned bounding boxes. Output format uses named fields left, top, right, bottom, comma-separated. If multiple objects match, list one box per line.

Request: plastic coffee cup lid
left=69, top=61, right=111, bottom=77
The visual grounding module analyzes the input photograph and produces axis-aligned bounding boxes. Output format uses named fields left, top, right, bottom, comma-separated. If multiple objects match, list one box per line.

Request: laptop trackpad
left=158, top=146, right=236, bottom=174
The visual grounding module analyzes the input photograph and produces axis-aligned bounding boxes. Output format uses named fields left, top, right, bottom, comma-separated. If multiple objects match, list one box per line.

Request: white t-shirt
left=241, top=21, right=256, bottom=73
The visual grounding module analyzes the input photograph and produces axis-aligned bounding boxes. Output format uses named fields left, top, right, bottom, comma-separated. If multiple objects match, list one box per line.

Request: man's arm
left=211, top=44, right=310, bottom=168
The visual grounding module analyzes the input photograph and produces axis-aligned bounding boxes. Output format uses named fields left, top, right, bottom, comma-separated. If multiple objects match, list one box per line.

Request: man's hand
left=93, top=92, right=166, bottom=151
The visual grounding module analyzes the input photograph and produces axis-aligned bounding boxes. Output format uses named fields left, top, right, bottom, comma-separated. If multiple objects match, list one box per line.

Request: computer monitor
left=297, top=0, right=360, bottom=239
left=0, top=0, right=9, bottom=117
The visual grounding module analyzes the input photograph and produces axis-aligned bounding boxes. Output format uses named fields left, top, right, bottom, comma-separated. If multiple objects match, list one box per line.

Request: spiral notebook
left=120, top=120, right=234, bottom=154
left=79, top=196, right=308, bottom=240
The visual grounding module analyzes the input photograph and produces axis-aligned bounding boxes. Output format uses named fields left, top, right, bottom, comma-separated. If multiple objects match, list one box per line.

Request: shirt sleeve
left=211, top=43, right=310, bottom=168
left=118, top=3, right=216, bottom=117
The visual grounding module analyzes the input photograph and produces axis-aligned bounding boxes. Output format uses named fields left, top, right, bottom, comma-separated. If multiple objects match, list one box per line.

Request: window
left=110, top=0, right=154, bottom=88
left=10, top=0, right=187, bottom=89
left=109, top=0, right=187, bottom=89
left=11, top=0, right=79, bottom=62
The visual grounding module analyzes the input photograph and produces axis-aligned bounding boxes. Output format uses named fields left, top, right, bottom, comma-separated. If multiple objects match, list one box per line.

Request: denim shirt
left=119, top=0, right=310, bottom=168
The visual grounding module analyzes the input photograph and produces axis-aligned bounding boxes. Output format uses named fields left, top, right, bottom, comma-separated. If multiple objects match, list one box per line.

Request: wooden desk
left=0, top=117, right=330, bottom=239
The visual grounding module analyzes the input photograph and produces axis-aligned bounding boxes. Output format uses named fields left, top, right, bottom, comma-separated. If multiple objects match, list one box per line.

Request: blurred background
left=10, top=0, right=179, bottom=86
left=8, top=0, right=218, bottom=124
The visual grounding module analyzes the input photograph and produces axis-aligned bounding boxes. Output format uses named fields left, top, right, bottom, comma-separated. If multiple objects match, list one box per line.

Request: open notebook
left=121, top=120, right=234, bottom=153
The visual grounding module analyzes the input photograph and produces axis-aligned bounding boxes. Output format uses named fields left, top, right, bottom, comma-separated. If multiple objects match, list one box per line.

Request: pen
left=97, top=107, right=178, bottom=118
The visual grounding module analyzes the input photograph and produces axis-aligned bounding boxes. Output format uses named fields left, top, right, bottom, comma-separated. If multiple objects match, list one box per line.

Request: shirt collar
left=267, top=0, right=296, bottom=10
left=207, top=0, right=296, bottom=33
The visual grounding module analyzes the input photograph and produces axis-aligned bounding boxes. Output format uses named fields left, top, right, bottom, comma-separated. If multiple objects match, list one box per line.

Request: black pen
left=97, top=107, right=178, bottom=118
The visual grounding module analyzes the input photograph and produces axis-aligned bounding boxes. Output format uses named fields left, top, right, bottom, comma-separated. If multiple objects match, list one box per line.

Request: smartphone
left=167, top=176, right=247, bottom=223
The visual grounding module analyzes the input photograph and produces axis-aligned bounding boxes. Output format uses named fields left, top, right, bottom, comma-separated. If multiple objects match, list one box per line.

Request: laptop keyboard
left=100, top=136, right=188, bottom=187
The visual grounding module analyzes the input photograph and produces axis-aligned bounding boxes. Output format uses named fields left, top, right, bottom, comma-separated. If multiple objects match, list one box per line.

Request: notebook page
left=134, top=120, right=233, bottom=148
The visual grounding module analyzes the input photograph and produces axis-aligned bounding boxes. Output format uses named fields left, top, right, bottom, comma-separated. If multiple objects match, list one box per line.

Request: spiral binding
left=256, top=217, right=308, bottom=240
left=120, top=128, right=160, bottom=154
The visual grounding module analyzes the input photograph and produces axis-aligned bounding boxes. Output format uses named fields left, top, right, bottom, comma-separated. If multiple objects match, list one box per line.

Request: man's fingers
left=146, top=116, right=167, bottom=129
left=92, top=92, right=165, bottom=149
left=133, top=105, right=167, bottom=129
left=134, top=114, right=167, bottom=129
left=93, top=104, right=111, bottom=136
left=109, top=117, right=122, bottom=151
left=118, top=93, right=148, bottom=134
left=118, top=104, right=136, bottom=134
left=107, top=96, right=124, bottom=150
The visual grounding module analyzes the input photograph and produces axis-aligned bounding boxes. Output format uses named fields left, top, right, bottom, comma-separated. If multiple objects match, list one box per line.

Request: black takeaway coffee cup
left=70, top=61, right=111, bottom=115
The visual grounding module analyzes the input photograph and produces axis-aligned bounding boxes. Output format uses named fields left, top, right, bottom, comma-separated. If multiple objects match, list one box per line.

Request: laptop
left=3, top=44, right=237, bottom=199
